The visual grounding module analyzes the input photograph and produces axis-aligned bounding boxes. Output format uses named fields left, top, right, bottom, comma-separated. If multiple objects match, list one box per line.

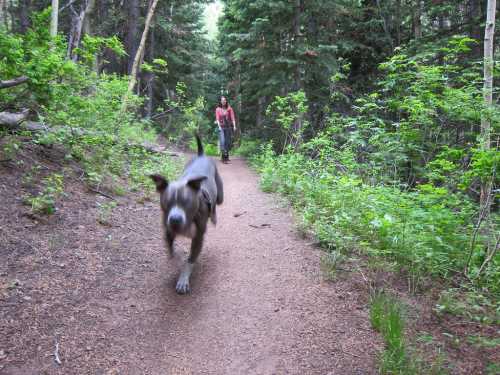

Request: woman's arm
left=215, top=108, right=222, bottom=129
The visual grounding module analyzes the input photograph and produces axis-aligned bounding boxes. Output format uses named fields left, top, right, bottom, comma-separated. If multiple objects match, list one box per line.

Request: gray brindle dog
left=150, top=135, right=223, bottom=294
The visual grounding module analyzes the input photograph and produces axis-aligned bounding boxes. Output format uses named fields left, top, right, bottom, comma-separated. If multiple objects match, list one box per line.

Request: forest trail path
left=1, top=156, right=380, bottom=375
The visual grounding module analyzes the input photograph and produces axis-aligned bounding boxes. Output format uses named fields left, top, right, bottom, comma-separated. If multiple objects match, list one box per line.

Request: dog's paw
left=176, top=262, right=194, bottom=295
left=175, top=278, right=190, bottom=294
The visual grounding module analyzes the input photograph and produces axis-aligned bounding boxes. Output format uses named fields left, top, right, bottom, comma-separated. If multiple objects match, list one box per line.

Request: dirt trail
left=1, top=156, right=380, bottom=374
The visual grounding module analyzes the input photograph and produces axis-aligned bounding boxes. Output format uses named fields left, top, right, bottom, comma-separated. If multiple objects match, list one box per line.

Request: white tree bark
left=82, top=0, right=95, bottom=35
left=127, top=0, right=159, bottom=97
left=67, top=0, right=96, bottom=61
left=50, top=0, right=59, bottom=37
left=480, top=0, right=496, bottom=210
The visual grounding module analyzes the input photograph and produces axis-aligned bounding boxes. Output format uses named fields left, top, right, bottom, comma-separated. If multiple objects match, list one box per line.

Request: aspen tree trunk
left=121, top=0, right=159, bottom=113
left=480, top=0, right=496, bottom=212
left=293, top=0, right=304, bottom=149
left=50, top=0, right=58, bottom=37
left=67, top=0, right=96, bottom=61
left=145, top=26, right=155, bottom=118
left=82, top=0, right=95, bottom=35
left=376, top=0, right=393, bottom=50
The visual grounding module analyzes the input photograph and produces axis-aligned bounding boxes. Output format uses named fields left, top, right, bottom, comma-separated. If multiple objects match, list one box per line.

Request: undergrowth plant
left=24, top=173, right=64, bottom=215
left=370, top=292, right=410, bottom=373
left=97, top=201, right=118, bottom=226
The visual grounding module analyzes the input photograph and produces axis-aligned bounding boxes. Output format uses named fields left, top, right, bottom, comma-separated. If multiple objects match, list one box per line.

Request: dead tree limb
left=0, top=76, right=29, bottom=89
left=1, top=116, right=177, bottom=156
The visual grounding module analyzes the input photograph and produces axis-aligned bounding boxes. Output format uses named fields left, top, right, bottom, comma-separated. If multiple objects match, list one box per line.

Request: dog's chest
left=179, top=223, right=197, bottom=239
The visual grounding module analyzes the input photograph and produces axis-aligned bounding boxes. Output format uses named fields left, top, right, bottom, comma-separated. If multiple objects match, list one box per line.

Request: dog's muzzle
left=168, top=206, right=186, bottom=231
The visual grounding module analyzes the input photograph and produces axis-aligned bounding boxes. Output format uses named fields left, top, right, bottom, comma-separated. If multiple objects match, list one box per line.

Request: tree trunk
left=18, top=0, right=30, bottom=33
left=122, top=0, right=159, bottom=111
left=67, top=6, right=84, bottom=60
left=0, top=0, right=5, bottom=29
left=256, top=96, right=266, bottom=128
left=126, top=0, right=140, bottom=74
left=468, top=0, right=483, bottom=58
left=413, top=0, right=422, bottom=39
left=293, top=0, right=305, bottom=149
left=145, top=25, right=155, bottom=118
left=237, top=60, right=242, bottom=119
left=293, top=0, right=303, bottom=91
left=50, top=0, right=58, bottom=37
left=396, top=0, right=401, bottom=46
left=82, top=0, right=95, bottom=35
left=67, top=0, right=96, bottom=62
left=376, top=0, right=394, bottom=50
left=480, top=0, right=496, bottom=211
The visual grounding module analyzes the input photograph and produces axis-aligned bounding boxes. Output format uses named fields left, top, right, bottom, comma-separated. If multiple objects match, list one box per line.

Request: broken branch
left=54, top=341, right=62, bottom=365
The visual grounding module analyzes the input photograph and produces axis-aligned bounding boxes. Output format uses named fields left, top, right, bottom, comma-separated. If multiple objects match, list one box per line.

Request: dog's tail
left=195, top=133, right=204, bottom=156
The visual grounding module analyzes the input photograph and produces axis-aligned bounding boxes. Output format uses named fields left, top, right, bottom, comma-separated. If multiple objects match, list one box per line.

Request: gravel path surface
left=1, top=156, right=380, bottom=375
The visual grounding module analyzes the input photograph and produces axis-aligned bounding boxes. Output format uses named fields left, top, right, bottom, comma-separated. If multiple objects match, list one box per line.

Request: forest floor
left=0, top=140, right=498, bottom=374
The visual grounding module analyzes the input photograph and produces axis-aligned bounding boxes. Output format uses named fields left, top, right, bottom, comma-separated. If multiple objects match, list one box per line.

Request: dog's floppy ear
left=187, top=176, right=207, bottom=191
left=150, top=174, right=168, bottom=192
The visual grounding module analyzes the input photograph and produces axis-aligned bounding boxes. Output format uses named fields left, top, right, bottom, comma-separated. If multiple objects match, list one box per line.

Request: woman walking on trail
left=215, top=96, right=236, bottom=163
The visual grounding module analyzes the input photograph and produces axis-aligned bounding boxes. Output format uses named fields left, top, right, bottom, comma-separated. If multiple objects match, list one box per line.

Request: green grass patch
left=370, top=292, right=411, bottom=373
left=370, top=292, right=448, bottom=374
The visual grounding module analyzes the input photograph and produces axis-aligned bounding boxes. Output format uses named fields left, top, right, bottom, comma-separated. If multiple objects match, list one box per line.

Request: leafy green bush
left=1, top=10, right=179, bottom=201
left=249, top=36, right=499, bottom=297
left=234, top=138, right=261, bottom=157
left=265, top=91, right=308, bottom=152
left=254, top=147, right=498, bottom=294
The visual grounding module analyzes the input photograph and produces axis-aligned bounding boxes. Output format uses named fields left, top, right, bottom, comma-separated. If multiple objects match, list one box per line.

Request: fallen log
left=0, top=110, right=30, bottom=127
left=0, top=76, right=29, bottom=89
left=125, top=141, right=179, bottom=156
left=23, top=121, right=51, bottom=132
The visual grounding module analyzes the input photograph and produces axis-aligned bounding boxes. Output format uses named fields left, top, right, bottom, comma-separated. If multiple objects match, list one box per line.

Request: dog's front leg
left=165, top=230, right=175, bottom=258
left=176, top=225, right=205, bottom=294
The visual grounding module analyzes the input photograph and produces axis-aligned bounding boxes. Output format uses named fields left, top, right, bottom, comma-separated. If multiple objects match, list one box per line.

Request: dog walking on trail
left=215, top=96, right=237, bottom=163
left=150, top=134, right=224, bottom=294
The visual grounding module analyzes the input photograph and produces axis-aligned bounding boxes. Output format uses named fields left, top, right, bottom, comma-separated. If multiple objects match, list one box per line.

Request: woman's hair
left=219, top=96, right=229, bottom=108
